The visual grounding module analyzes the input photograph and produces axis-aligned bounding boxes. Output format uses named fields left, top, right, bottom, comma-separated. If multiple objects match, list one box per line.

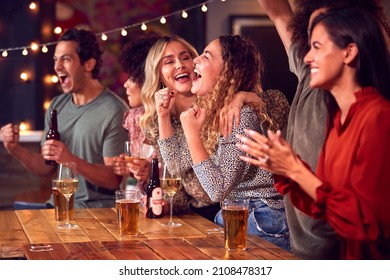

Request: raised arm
left=1, top=123, right=56, bottom=177
left=155, top=88, right=176, bottom=140
left=257, top=0, right=294, bottom=53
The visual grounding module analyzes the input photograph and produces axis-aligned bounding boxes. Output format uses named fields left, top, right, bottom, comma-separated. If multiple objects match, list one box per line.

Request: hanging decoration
left=0, top=0, right=224, bottom=58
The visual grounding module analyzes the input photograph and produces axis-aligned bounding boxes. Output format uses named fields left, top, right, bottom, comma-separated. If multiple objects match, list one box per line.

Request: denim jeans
left=215, top=199, right=291, bottom=252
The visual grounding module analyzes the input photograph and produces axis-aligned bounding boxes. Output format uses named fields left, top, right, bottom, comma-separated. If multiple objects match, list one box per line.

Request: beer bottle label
left=149, top=187, right=163, bottom=216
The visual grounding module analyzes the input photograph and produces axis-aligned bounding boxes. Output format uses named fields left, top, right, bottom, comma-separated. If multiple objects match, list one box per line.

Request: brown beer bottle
left=45, top=109, right=60, bottom=166
left=146, top=158, right=163, bottom=218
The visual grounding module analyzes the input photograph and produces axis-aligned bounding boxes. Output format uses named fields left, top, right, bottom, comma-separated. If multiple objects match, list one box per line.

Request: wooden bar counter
left=0, top=208, right=299, bottom=260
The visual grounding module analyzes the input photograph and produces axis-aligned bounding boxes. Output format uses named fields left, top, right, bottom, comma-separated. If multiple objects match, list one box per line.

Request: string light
left=43, top=100, right=51, bottom=111
left=29, top=2, right=37, bottom=10
left=50, top=75, right=59, bottom=83
left=54, top=26, right=62, bottom=34
left=181, top=10, right=188, bottom=18
left=30, top=42, right=39, bottom=51
left=20, top=72, right=29, bottom=81
left=19, top=121, right=29, bottom=131
left=0, top=0, right=222, bottom=57
left=41, top=45, right=48, bottom=53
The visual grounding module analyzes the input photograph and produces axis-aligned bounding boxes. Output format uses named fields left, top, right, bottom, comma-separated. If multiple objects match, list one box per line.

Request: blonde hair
left=140, top=35, right=198, bottom=144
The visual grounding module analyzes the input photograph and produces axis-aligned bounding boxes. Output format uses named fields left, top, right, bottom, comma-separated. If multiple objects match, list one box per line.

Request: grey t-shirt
left=286, top=42, right=340, bottom=259
left=43, top=88, right=129, bottom=208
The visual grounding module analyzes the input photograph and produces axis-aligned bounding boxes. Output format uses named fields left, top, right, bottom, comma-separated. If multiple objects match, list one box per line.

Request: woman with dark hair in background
left=237, top=7, right=390, bottom=259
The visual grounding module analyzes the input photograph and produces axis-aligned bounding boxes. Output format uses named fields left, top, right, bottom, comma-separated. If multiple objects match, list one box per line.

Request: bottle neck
left=149, top=159, right=159, bottom=182
left=49, top=110, right=58, bottom=130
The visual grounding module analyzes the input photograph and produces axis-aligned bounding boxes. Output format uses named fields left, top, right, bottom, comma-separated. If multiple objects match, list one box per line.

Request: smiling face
left=53, top=41, right=89, bottom=94
left=158, top=41, right=195, bottom=94
left=304, top=23, right=346, bottom=91
left=191, top=39, right=224, bottom=96
left=123, top=78, right=142, bottom=107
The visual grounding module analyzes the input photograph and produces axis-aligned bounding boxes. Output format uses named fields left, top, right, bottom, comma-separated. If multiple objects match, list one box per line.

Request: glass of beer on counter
left=221, top=198, right=249, bottom=251
left=115, top=189, right=141, bottom=237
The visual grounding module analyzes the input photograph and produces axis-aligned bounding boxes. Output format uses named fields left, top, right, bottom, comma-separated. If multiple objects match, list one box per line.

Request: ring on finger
left=261, top=154, right=270, bottom=164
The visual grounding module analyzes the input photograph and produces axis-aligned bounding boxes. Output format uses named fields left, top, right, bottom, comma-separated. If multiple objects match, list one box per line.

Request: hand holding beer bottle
left=45, top=109, right=60, bottom=166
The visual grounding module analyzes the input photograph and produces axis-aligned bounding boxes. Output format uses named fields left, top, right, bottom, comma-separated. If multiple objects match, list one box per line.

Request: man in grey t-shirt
left=0, top=28, right=129, bottom=208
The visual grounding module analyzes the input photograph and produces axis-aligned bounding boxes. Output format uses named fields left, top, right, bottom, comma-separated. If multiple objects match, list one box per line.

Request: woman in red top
left=236, top=7, right=390, bottom=259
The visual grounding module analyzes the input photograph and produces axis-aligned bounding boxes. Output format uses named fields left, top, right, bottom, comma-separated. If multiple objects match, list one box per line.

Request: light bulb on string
left=51, top=75, right=59, bottom=83
left=54, top=26, right=62, bottom=35
left=43, top=100, right=51, bottom=111
left=19, top=121, right=29, bottom=131
left=29, top=2, right=37, bottom=10
left=30, top=42, right=39, bottom=51
left=20, top=72, right=29, bottom=81
left=3, top=0, right=225, bottom=58
left=2, top=50, right=8, bottom=57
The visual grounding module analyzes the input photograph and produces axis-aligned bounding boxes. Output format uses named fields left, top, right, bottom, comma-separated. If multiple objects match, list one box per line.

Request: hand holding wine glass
left=160, top=162, right=182, bottom=228
left=55, top=162, right=78, bottom=229
left=124, top=142, right=153, bottom=181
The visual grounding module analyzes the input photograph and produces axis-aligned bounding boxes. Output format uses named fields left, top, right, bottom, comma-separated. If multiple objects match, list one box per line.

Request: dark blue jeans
left=215, top=199, right=291, bottom=252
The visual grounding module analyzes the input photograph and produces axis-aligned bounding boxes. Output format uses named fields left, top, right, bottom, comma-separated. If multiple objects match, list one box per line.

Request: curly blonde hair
left=139, top=35, right=198, bottom=143
left=197, top=35, right=275, bottom=154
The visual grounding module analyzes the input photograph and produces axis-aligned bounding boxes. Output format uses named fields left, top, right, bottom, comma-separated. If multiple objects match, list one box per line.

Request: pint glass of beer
left=222, top=198, right=249, bottom=250
left=115, top=189, right=141, bottom=236
left=52, top=179, right=74, bottom=221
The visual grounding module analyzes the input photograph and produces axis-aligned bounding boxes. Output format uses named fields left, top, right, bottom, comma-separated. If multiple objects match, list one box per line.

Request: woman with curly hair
left=156, top=35, right=290, bottom=251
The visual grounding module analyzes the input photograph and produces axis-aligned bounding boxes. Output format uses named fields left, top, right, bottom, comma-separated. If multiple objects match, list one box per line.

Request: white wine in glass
left=160, top=162, right=182, bottom=228
left=56, top=162, right=78, bottom=229
left=160, top=177, right=181, bottom=197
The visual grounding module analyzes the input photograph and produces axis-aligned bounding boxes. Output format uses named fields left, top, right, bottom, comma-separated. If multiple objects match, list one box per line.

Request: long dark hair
left=290, top=0, right=390, bottom=59
left=309, top=7, right=390, bottom=135
left=310, top=7, right=390, bottom=100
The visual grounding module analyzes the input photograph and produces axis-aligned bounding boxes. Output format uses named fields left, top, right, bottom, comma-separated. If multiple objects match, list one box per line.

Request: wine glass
left=55, top=162, right=78, bottom=229
left=160, top=162, right=182, bottom=228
